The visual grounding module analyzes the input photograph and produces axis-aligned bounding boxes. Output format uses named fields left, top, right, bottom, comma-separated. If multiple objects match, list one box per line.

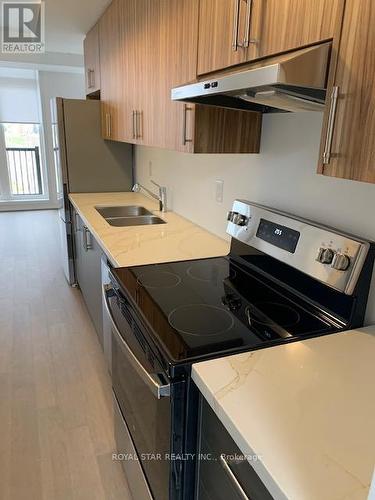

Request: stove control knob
left=221, top=294, right=242, bottom=312
left=227, top=211, right=249, bottom=227
left=331, top=253, right=351, bottom=271
left=316, top=247, right=335, bottom=264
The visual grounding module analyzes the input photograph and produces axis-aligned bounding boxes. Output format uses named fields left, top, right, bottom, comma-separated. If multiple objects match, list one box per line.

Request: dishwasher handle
left=102, top=284, right=170, bottom=400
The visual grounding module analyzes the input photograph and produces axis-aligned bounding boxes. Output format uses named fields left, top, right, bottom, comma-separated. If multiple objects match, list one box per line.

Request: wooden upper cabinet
left=120, top=0, right=138, bottom=143
left=197, top=0, right=344, bottom=75
left=83, top=23, right=101, bottom=95
left=318, top=0, right=375, bottom=184
left=133, top=0, right=159, bottom=146
left=99, top=0, right=124, bottom=141
left=152, top=0, right=199, bottom=152
left=153, top=0, right=261, bottom=153
left=97, top=0, right=262, bottom=153
left=118, top=0, right=158, bottom=145
left=197, top=0, right=249, bottom=77
left=248, top=0, right=344, bottom=61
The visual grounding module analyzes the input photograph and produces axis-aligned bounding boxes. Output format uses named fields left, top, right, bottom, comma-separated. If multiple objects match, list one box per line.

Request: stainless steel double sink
left=95, top=205, right=166, bottom=227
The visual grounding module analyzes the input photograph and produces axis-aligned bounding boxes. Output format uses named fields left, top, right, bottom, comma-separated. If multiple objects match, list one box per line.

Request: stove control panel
left=227, top=200, right=371, bottom=295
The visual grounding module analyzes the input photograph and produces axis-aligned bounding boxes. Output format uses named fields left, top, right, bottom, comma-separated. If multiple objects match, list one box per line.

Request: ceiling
left=43, top=0, right=111, bottom=54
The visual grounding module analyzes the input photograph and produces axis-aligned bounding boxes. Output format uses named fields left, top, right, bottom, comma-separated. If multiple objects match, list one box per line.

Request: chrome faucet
left=132, top=180, right=167, bottom=212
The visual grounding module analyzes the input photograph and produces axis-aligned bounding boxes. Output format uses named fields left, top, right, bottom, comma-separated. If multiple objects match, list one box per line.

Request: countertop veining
left=69, top=192, right=229, bottom=267
left=192, top=327, right=375, bottom=500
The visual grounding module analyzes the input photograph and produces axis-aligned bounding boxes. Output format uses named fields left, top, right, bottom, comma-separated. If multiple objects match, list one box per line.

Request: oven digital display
left=256, top=218, right=300, bottom=253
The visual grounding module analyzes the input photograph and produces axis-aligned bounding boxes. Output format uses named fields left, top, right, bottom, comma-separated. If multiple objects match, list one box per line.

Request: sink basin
left=105, top=216, right=166, bottom=227
left=95, top=205, right=166, bottom=227
left=96, top=205, right=153, bottom=218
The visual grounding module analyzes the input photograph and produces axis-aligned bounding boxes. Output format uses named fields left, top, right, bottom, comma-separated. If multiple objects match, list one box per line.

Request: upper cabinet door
left=120, top=0, right=139, bottom=143
left=248, top=0, right=344, bottom=60
left=99, top=0, right=122, bottom=140
left=99, top=0, right=124, bottom=141
left=152, top=0, right=199, bottom=152
left=132, top=0, right=159, bottom=146
left=197, top=0, right=249, bottom=75
left=83, top=23, right=101, bottom=95
left=197, top=0, right=344, bottom=75
left=318, top=0, right=375, bottom=184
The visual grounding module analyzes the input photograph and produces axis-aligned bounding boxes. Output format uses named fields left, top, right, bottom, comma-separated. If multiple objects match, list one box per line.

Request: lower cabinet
left=196, top=396, right=273, bottom=500
left=73, top=209, right=104, bottom=345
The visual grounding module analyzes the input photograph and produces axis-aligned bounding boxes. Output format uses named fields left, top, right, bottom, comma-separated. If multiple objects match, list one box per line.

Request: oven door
left=103, top=282, right=172, bottom=500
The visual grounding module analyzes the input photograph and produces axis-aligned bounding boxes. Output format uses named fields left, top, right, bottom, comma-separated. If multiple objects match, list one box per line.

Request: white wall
left=37, top=70, right=85, bottom=207
left=135, top=111, right=375, bottom=325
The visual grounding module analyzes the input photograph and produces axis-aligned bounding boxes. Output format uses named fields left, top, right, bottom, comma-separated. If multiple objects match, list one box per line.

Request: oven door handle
left=102, top=285, right=171, bottom=399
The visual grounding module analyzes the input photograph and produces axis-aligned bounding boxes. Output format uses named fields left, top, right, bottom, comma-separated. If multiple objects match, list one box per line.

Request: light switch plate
left=215, top=180, right=224, bottom=203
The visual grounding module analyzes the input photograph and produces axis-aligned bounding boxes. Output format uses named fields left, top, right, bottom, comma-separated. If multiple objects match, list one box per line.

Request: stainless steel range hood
left=172, top=43, right=331, bottom=113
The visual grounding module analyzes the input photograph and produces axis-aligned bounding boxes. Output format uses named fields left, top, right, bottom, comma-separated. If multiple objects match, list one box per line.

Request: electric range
left=104, top=200, right=375, bottom=500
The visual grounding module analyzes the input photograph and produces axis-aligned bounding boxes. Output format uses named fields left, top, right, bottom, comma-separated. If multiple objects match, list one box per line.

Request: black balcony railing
left=6, top=146, right=43, bottom=196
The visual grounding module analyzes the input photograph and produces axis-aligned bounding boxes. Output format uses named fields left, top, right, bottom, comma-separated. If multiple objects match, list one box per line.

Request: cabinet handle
left=237, top=0, right=255, bottom=48
left=322, top=86, right=339, bottom=165
left=83, top=226, right=93, bottom=252
left=132, top=110, right=137, bottom=139
left=219, top=455, right=250, bottom=500
left=91, top=69, right=95, bottom=88
left=242, top=0, right=253, bottom=48
left=106, top=113, right=111, bottom=138
left=232, top=0, right=240, bottom=51
left=74, top=212, right=80, bottom=231
left=136, top=111, right=142, bottom=139
left=182, top=104, right=193, bottom=145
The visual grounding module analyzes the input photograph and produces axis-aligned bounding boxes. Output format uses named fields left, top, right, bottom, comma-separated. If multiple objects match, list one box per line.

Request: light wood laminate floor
left=0, top=210, right=132, bottom=500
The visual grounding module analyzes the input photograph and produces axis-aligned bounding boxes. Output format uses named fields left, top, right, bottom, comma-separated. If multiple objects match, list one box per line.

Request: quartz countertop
left=192, top=327, right=375, bottom=500
left=69, top=192, right=229, bottom=267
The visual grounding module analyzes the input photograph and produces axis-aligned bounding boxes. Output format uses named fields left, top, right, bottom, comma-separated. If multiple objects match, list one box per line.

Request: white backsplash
left=135, top=111, right=375, bottom=325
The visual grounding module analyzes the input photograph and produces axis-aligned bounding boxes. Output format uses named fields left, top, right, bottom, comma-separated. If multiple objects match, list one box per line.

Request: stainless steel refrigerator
left=51, top=98, right=133, bottom=285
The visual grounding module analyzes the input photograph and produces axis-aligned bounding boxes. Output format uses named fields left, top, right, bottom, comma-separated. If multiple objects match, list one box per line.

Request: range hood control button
left=316, top=247, right=335, bottom=264
left=331, top=253, right=351, bottom=271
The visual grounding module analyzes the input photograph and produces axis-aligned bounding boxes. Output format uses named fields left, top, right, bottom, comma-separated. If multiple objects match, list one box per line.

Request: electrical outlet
left=215, top=180, right=224, bottom=203
left=148, top=161, right=153, bottom=177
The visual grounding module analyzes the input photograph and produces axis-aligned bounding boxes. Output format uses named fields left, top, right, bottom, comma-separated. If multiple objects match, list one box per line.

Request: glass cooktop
left=112, top=257, right=338, bottom=364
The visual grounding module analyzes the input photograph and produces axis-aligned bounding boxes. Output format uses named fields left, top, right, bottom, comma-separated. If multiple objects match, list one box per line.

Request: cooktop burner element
left=250, top=302, right=301, bottom=328
left=137, top=271, right=182, bottom=289
left=168, top=304, right=235, bottom=336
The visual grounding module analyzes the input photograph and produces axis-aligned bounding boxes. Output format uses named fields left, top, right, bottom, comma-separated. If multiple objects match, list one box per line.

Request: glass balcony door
left=0, top=123, right=48, bottom=204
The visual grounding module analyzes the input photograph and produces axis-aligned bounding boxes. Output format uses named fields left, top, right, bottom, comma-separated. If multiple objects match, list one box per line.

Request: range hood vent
left=172, top=43, right=331, bottom=113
